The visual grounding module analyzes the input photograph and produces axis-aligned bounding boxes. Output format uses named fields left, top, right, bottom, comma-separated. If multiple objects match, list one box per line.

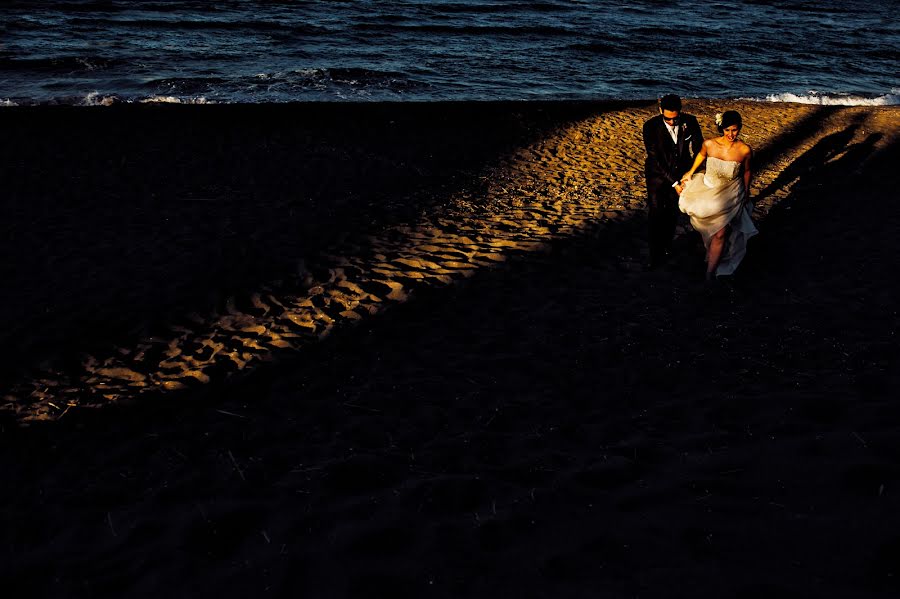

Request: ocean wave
left=79, top=92, right=120, bottom=106
left=44, top=91, right=216, bottom=106
left=0, top=55, right=125, bottom=73
left=129, top=2, right=232, bottom=13
left=760, top=91, right=900, bottom=106
left=79, top=92, right=214, bottom=106
left=622, top=77, right=666, bottom=87
left=631, top=26, right=717, bottom=39
left=1, top=99, right=19, bottom=107
left=4, top=1, right=897, bottom=105
left=258, top=68, right=430, bottom=92
left=568, top=41, right=623, bottom=55
left=351, top=23, right=574, bottom=36
left=783, top=2, right=855, bottom=14
left=417, top=1, right=576, bottom=13
left=65, top=16, right=330, bottom=36
left=864, top=48, right=900, bottom=61
left=139, top=96, right=214, bottom=105
left=144, top=77, right=228, bottom=96
left=328, top=67, right=413, bottom=84
left=2, top=17, right=45, bottom=31
left=11, top=0, right=130, bottom=13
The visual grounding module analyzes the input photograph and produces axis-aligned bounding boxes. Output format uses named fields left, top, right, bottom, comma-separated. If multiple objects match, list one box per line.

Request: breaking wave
left=760, top=90, right=900, bottom=106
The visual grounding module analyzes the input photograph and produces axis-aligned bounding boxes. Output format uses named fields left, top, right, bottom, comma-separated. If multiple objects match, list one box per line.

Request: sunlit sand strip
left=3, top=103, right=897, bottom=423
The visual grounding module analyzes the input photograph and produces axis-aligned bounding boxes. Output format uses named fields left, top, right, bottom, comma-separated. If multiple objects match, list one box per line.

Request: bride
left=678, top=110, right=758, bottom=280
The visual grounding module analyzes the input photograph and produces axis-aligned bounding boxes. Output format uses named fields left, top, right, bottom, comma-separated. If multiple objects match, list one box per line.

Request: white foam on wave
left=757, top=90, right=900, bottom=106
left=80, top=91, right=119, bottom=106
left=1, top=99, right=19, bottom=107
left=77, top=92, right=216, bottom=106
left=139, top=95, right=214, bottom=104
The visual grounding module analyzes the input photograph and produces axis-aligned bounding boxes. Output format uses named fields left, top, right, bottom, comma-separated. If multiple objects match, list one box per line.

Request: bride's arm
left=681, top=141, right=708, bottom=183
left=743, top=146, right=753, bottom=200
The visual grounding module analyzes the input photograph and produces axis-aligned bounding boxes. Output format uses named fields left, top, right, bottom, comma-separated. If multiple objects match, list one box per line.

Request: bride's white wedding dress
left=678, top=156, right=758, bottom=276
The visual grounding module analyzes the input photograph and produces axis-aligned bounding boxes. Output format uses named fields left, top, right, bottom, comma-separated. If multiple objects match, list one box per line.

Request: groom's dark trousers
left=643, top=113, right=703, bottom=266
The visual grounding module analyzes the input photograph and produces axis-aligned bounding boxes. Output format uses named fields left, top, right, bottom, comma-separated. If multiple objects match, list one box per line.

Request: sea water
left=1, top=0, right=897, bottom=106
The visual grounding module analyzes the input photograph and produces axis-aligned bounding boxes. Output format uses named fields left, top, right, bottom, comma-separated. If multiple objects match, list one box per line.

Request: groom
left=642, top=94, right=703, bottom=268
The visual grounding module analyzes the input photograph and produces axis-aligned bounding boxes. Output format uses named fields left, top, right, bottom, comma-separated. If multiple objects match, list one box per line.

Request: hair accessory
left=714, top=112, right=723, bottom=127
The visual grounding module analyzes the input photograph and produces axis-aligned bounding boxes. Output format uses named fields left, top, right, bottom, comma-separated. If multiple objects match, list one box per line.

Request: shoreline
left=3, top=88, right=900, bottom=108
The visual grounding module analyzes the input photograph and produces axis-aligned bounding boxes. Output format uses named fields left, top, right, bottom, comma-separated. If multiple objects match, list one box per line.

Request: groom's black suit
left=643, top=112, right=703, bottom=265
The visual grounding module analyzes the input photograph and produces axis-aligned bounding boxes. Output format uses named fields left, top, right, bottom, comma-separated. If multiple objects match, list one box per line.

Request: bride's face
left=722, top=124, right=740, bottom=142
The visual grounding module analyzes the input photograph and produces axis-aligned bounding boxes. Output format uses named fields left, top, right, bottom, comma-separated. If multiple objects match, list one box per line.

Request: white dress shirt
left=666, top=123, right=679, bottom=144
left=667, top=122, right=681, bottom=187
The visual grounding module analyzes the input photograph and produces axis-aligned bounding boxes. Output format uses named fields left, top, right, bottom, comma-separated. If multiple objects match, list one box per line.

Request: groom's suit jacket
left=643, top=113, right=704, bottom=196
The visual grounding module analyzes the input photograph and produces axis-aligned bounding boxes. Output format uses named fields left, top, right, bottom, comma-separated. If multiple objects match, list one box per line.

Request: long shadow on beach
left=743, top=124, right=885, bottom=279
left=2, top=119, right=898, bottom=596
left=751, top=105, right=844, bottom=177
left=755, top=115, right=870, bottom=203
left=0, top=104, right=889, bottom=414
left=0, top=101, right=633, bottom=378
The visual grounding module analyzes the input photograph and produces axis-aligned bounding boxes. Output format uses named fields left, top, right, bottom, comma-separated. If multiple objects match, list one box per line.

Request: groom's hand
left=674, top=183, right=684, bottom=194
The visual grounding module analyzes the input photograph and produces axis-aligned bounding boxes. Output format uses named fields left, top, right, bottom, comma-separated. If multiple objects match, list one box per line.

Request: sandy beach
left=1, top=100, right=899, bottom=597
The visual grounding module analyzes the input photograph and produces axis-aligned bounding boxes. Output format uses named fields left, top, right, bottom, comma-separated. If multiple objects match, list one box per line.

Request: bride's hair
left=717, top=110, right=742, bottom=133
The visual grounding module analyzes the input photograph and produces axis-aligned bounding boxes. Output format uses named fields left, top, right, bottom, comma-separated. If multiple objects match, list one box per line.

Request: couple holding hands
left=643, top=94, right=758, bottom=280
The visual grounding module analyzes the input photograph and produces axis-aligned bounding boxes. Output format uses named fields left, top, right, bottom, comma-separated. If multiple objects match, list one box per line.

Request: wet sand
left=1, top=100, right=899, bottom=597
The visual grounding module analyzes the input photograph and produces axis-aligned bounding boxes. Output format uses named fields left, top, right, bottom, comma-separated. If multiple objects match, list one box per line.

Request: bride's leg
left=706, top=226, right=729, bottom=280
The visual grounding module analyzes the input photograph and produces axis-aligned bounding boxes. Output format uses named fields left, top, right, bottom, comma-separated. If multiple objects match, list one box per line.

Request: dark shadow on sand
left=1, top=102, right=890, bottom=421
left=2, top=130, right=898, bottom=597
left=750, top=105, right=843, bottom=177
left=6, top=118, right=896, bottom=432
left=755, top=113, right=873, bottom=203
left=740, top=127, right=886, bottom=282
left=0, top=101, right=639, bottom=378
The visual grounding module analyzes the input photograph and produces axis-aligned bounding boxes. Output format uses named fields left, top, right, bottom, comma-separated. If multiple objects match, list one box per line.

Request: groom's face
left=661, top=109, right=680, bottom=125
